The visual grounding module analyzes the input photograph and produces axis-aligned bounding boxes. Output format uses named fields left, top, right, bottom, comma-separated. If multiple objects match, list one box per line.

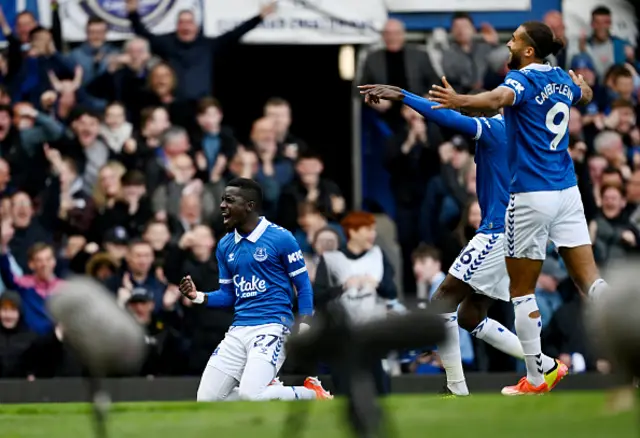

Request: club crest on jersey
left=253, top=247, right=268, bottom=262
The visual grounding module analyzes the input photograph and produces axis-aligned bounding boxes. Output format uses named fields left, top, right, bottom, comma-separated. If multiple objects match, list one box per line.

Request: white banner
left=385, top=0, right=531, bottom=13
left=563, top=0, right=638, bottom=45
left=57, top=0, right=202, bottom=42
left=203, top=0, right=387, bottom=45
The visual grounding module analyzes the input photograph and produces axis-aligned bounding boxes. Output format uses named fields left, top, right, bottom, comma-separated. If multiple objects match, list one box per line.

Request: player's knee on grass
left=197, top=366, right=238, bottom=402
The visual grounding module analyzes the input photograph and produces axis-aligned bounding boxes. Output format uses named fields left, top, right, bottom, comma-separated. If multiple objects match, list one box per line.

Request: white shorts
left=448, top=232, right=510, bottom=301
left=206, top=323, right=289, bottom=382
left=505, top=186, right=591, bottom=260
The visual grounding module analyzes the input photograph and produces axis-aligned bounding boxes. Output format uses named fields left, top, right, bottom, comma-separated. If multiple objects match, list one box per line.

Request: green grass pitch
left=0, top=392, right=635, bottom=438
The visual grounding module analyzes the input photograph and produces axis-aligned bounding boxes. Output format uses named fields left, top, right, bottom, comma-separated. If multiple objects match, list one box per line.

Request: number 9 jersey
left=499, top=64, right=583, bottom=194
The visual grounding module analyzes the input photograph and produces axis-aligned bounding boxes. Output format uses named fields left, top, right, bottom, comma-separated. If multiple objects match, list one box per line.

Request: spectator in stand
left=627, top=170, right=640, bottom=232
left=412, top=244, right=445, bottom=309
left=43, top=148, right=95, bottom=239
left=295, top=201, right=346, bottom=255
left=590, top=184, right=639, bottom=265
left=193, top=97, right=238, bottom=177
left=441, top=13, right=502, bottom=94
left=66, top=17, right=119, bottom=111
left=419, top=135, right=473, bottom=244
left=108, top=239, right=167, bottom=313
left=0, top=7, right=37, bottom=83
left=7, top=192, right=53, bottom=272
left=438, top=197, right=481, bottom=270
left=0, top=291, right=37, bottom=378
left=576, top=6, right=639, bottom=81
left=543, top=10, right=571, bottom=69
left=152, top=153, right=204, bottom=221
left=0, top=105, right=61, bottom=195
left=55, top=108, right=111, bottom=195
left=125, top=0, right=276, bottom=101
left=0, top=236, right=62, bottom=335
left=278, top=151, right=345, bottom=232
left=305, top=227, right=342, bottom=283
left=145, top=126, right=191, bottom=191
left=86, top=37, right=159, bottom=127
left=9, top=26, right=75, bottom=106
left=593, top=130, right=631, bottom=180
left=125, top=286, right=186, bottom=376
left=100, top=102, right=133, bottom=155
left=361, top=19, right=439, bottom=131
left=263, top=97, right=307, bottom=160
left=249, top=117, right=294, bottom=187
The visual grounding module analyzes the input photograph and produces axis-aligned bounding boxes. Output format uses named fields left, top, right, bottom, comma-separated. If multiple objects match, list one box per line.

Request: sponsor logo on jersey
left=287, top=249, right=304, bottom=264
left=233, top=275, right=267, bottom=298
left=79, top=0, right=177, bottom=32
left=228, top=252, right=235, bottom=262
left=253, top=247, right=268, bottom=262
left=505, top=78, right=524, bottom=94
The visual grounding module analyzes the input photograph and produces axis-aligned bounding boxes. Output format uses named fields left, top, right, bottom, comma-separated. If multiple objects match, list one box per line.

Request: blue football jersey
left=213, top=218, right=312, bottom=328
left=499, top=64, right=582, bottom=193
left=472, top=114, right=509, bottom=234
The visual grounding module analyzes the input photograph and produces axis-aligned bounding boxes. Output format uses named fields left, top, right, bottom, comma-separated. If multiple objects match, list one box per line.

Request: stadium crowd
left=0, top=2, right=638, bottom=382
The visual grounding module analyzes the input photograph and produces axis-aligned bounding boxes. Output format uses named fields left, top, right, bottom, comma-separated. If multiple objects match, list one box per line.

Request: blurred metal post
left=351, top=53, right=363, bottom=210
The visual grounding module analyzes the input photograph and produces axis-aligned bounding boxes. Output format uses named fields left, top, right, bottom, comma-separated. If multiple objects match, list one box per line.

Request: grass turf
left=0, top=392, right=635, bottom=438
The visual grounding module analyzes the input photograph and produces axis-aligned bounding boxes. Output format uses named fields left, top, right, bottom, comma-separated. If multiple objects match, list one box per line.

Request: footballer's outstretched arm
left=429, top=79, right=515, bottom=112
left=403, top=90, right=479, bottom=137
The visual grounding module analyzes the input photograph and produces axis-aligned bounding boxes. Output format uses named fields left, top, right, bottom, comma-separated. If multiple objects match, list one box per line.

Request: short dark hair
left=197, top=97, right=222, bottom=115
left=226, top=178, right=263, bottom=209
left=29, top=26, right=48, bottom=40
left=265, top=97, right=290, bottom=108
left=592, top=6, right=611, bottom=18
left=607, top=65, right=633, bottom=83
left=522, top=21, right=565, bottom=59
left=87, top=16, right=107, bottom=27
left=296, top=150, right=323, bottom=164
left=128, top=238, right=152, bottom=251
left=28, top=242, right=54, bottom=261
left=411, top=243, right=441, bottom=264
left=451, top=12, right=473, bottom=25
left=611, top=99, right=635, bottom=111
left=121, top=170, right=146, bottom=187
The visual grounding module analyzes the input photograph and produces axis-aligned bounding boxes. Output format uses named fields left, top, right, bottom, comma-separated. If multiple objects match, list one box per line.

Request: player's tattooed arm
left=569, top=69, right=593, bottom=106
left=429, top=79, right=514, bottom=111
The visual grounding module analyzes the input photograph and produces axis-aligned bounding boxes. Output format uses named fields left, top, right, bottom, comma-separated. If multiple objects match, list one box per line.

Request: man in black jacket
left=125, top=0, right=277, bottom=100
left=0, top=291, right=37, bottom=378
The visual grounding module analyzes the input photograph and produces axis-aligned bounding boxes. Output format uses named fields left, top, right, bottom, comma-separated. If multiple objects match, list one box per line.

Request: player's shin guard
left=513, top=295, right=545, bottom=387
left=438, top=312, right=469, bottom=396
left=588, top=278, right=609, bottom=301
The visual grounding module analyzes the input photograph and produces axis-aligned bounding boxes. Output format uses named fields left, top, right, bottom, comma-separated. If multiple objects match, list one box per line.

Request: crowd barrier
left=0, top=373, right=620, bottom=404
